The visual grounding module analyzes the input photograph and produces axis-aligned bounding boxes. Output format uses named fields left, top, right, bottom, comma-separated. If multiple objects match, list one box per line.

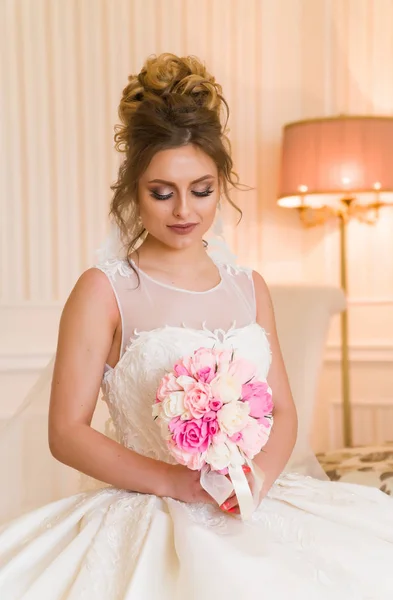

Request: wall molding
left=347, top=297, right=393, bottom=306
left=330, top=397, right=393, bottom=407
left=325, top=343, right=393, bottom=363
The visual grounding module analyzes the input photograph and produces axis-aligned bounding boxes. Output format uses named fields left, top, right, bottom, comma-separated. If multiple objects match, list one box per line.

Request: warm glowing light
left=278, top=117, right=393, bottom=211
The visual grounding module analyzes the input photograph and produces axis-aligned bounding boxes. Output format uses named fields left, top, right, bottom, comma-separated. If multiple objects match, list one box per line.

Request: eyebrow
left=147, top=174, right=215, bottom=186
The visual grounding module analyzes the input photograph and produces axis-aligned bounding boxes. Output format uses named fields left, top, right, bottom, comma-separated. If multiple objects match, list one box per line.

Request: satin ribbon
left=200, top=458, right=265, bottom=521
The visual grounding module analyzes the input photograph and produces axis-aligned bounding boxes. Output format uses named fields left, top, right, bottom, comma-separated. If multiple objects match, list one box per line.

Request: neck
left=136, top=235, right=210, bottom=269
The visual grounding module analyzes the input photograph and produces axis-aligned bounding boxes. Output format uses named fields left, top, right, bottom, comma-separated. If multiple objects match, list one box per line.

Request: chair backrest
left=269, top=285, right=346, bottom=462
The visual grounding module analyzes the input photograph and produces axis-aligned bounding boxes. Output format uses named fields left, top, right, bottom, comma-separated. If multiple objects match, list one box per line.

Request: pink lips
left=167, top=223, right=198, bottom=235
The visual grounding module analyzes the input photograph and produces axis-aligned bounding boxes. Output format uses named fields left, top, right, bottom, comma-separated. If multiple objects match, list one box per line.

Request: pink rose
left=209, top=398, right=223, bottom=411
left=207, top=421, right=219, bottom=437
left=157, top=373, right=182, bottom=402
left=190, top=348, right=217, bottom=383
left=173, top=355, right=192, bottom=377
left=214, top=349, right=232, bottom=374
left=183, top=381, right=211, bottom=419
left=228, top=357, right=256, bottom=385
left=203, top=411, right=219, bottom=437
left=242, top=381, right=273, bottom=426
left=237, top=418, right=270, bottom=458
left=167, top=440, right=207, bottom=470
left=202, top=410, right=216, bottom=421
left=169, top=417, right=210, bottom=454
left=229, top=432, right=242, bottom=443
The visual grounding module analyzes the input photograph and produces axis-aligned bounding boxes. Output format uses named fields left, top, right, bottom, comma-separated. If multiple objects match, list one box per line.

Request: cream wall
left=1, top=0, right=392, bottom=452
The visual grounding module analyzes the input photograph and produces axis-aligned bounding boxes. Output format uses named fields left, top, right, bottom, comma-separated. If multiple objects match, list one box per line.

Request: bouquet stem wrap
left=200, top=457, right=265, bottom=521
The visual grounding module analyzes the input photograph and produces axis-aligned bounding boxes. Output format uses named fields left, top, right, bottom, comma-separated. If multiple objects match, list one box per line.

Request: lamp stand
left=299, top=200, right=354, bottom=447
left=339, top=212, right=353, bottom=447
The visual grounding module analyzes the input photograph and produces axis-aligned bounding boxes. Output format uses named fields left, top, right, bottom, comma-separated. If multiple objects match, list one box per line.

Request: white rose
left=210, top=373, right=242, bottom=404
left=206, top=438, right=243, bottom=470
left=175, top=375, right=195, bottom=391
left=217, top=401, right=250, bottom=437
left=206, top=440, right=232, bottom=470
left=161, top=391, right=186, bottom=420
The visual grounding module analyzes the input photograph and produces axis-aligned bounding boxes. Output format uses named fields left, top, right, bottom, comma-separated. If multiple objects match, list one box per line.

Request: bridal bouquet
left=152, top=347, right=273, bottom=519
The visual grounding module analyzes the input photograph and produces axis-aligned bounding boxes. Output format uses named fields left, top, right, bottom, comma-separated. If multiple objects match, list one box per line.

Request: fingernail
left=242, top=465, right=251, bottom=473
left=220, top=502, right=229, bottom=511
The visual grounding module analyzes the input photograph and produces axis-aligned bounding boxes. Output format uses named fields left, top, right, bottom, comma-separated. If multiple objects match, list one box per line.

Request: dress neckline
left=129, top=258, right=223, bottom=295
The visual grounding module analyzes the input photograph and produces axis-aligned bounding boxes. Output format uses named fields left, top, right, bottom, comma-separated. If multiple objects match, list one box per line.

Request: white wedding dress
left=1, top=258, right=393, bottom=600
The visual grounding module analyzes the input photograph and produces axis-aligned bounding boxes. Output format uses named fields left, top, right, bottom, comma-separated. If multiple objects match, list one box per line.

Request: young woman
left=1, top=54, right=392, bottom=600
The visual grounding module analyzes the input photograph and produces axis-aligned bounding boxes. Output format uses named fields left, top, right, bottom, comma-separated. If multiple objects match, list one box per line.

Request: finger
left=228, top=506, right=240, bottom=515
left=220, top=494, right=239, bottom=512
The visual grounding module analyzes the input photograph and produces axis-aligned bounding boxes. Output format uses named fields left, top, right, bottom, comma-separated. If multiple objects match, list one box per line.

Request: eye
left=192, top=187, right=214, bottom=197
left=150, top=191, right=174, bottom=201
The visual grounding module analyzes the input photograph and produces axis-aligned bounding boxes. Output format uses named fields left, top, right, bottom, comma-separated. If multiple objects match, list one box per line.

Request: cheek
left=199, top=196, right=218, bottom=222
left=139, top=198, right=171, bottom=225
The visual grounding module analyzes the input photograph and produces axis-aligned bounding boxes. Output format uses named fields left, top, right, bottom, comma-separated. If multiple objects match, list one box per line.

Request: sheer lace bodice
left=96, top=258, right=271, bottom=463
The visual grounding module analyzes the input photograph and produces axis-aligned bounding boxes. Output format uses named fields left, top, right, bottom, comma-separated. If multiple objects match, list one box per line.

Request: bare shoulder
left=252, top=271, right=273, bottom=306
left=74, top=267, right=114, bottom=295
left=61, top=267, right=119, bottom=326
left=53, top=267, right=120, bottom=383
left=251, top=270, right=277, bottom=333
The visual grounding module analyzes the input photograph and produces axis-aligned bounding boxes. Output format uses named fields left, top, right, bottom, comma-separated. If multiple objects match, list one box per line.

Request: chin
left=152, top=228, right=209, bottom=250
left=165, top=236, right=201, bottom=250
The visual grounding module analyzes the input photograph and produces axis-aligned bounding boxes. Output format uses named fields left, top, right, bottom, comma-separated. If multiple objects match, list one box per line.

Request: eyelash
left=151, top=188, right=214, bottom=201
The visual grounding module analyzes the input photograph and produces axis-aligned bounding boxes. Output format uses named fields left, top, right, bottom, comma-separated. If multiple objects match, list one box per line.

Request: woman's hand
left=163, top=464, right=217, bottom=505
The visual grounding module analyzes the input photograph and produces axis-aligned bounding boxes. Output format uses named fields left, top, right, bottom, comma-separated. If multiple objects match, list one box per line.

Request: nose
left=173, top=192, right=192, bottom=220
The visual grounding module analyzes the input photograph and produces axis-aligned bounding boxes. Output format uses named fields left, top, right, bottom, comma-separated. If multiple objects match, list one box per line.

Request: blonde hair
left=110, top=53, right=241, bottom=256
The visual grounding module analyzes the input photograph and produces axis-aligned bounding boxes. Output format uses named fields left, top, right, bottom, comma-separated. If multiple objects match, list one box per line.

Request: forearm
left=254, top=406, right=298, bottom=496
left=49, top=423, right=169, bottom=497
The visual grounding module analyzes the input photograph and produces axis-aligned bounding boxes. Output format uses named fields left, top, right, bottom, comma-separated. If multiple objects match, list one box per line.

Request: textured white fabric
left=1, top=259, right=393, bottom=598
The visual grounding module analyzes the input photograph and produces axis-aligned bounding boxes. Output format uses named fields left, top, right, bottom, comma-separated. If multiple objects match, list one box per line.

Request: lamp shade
left=277, top=116, right=393, bottom=209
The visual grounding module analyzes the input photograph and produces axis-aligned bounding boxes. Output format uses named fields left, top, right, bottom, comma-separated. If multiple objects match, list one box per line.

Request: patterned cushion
left=317, top=442, right=393, bottom=495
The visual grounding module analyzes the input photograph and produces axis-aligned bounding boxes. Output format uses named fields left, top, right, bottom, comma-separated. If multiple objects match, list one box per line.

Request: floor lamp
left=277, top=116, right=393, bottom=448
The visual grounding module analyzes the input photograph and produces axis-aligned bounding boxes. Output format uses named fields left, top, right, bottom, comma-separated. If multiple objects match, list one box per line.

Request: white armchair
left=269, top=285, right=346, bottom=476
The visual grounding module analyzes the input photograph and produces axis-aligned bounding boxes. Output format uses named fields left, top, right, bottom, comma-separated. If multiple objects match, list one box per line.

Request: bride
left=1, top=53, right=393, bottom=600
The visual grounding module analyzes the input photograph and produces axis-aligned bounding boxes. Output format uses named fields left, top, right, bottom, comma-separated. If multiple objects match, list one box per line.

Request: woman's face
left=138, top=144, right=219, bottom=250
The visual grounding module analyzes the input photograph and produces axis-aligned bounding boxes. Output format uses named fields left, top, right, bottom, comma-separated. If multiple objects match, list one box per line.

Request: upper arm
left=252, top=271, right=296, bottom=414
left=49, top=268, right=120, bottom=446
